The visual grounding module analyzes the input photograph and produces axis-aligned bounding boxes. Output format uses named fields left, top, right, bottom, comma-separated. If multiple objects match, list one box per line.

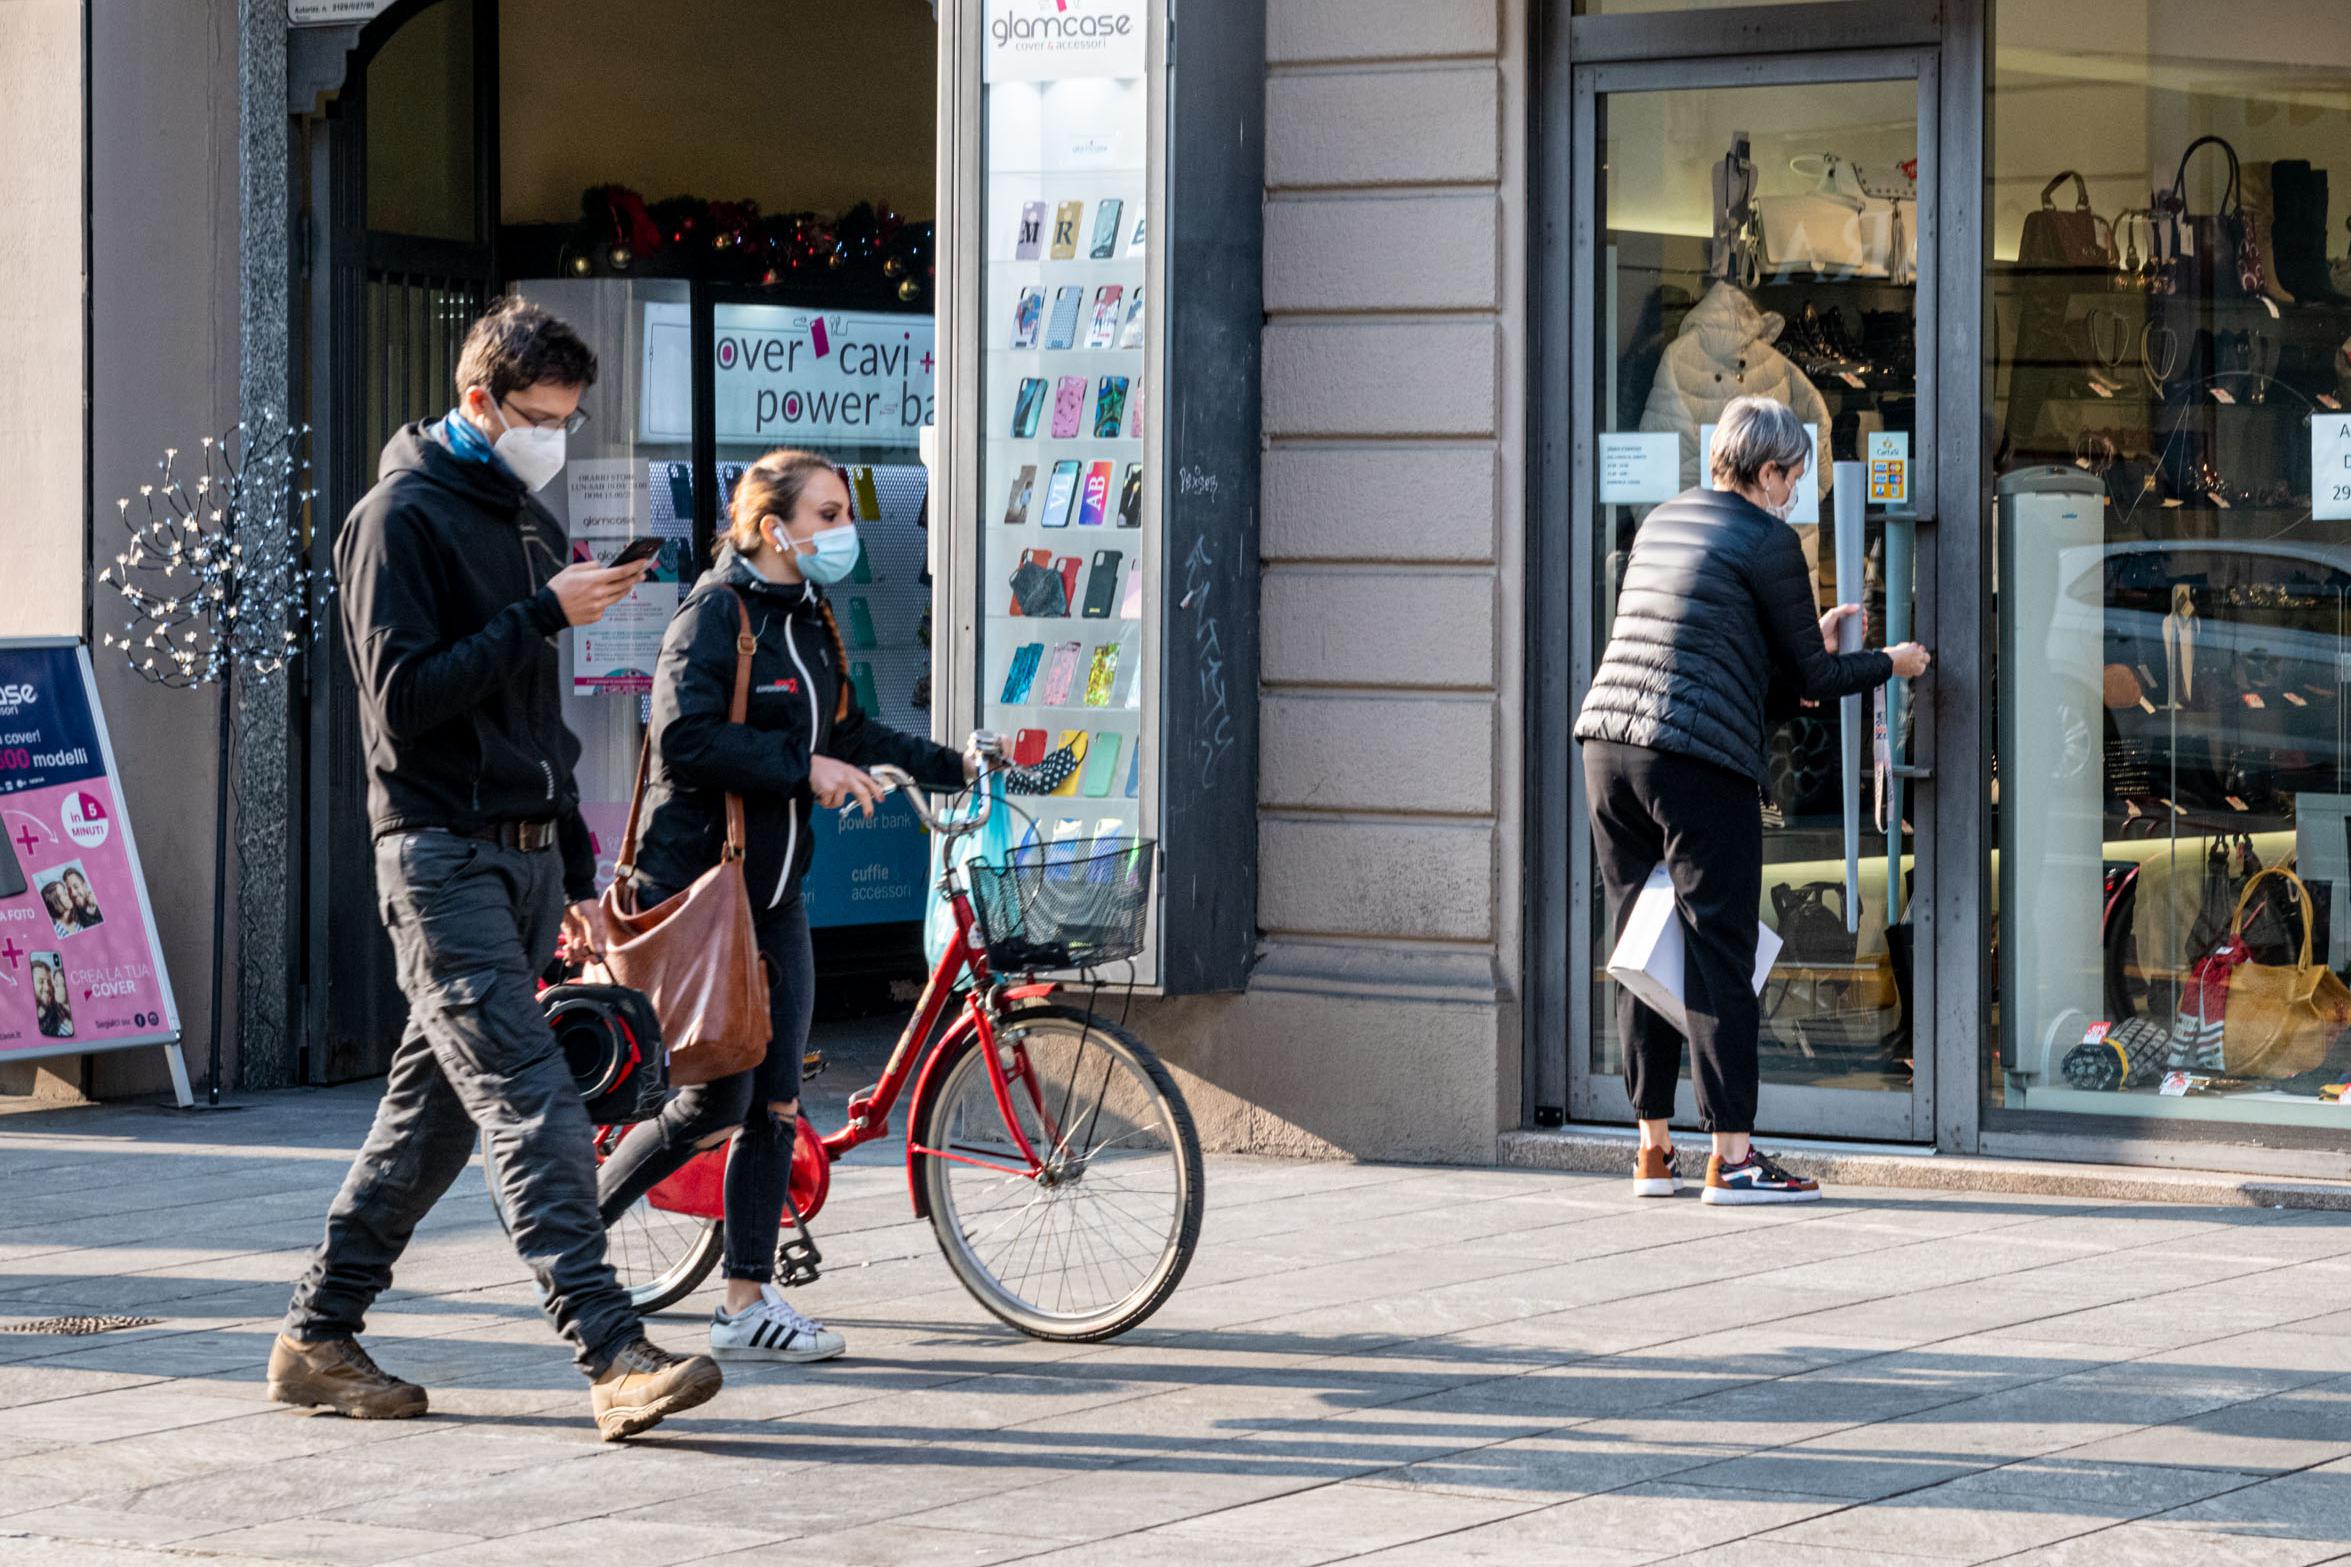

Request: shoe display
left=1701, top=1149, right=1822, bottom=1206
left=589, top=1338, right=723, bottom=1441
left=266, top=1333, right=428, bottom=1420
left=1632, top=1144, right=1681, bottom=1198
left=709, top=1284, right=846, bottom=1364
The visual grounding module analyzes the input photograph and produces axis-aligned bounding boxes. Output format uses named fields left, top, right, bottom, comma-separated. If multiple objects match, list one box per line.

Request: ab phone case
left=1093, top=377, right=1130, bottom=439
left=1089, top=198, right=1124, bottom=260
left=1015, top=200, right=1046, bottom=260
left=1011, top=286, right=1044, bottom=349
left=1001, top=464, right=1037, bottom=527
left=1044, top=286, right=1084, bottom=350
left=1085, top=286, right=1124, bottom=350
left=1076, top=461, right=1114, bottom=527
left=1082, top=550, right=1123, bottom=619
left=1011, top=378, right=1047, bottom=438
left=1051, top=376, right=1088, bottom=440
left=1039, top=460, right=1082, bottom=528
left=1050, top=200, right=1084, bottom=260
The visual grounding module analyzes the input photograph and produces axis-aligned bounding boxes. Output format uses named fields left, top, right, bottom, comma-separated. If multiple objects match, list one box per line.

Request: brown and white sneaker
left=1632, top=1144, right=1681, bottom=1198
left=590, top=1338, right=723, bottom=1441
left=1702, top=1149, right=1822, bottom=1206
left=267, top=1333, right=429, bottom=1419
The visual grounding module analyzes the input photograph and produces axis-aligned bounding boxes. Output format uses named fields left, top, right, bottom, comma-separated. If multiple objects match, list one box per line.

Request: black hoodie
left=629, top=551, right=965, bottom=912
left=334, top=420, right=596, bottom=900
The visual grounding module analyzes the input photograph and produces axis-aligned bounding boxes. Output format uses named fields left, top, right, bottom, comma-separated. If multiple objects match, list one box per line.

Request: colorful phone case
left=1012, top=378, right=1047, bottom=437
left=852, top=468, right=882, bottom=520
left=1050, top=731, right=1090, bottom=796
left=1086, top=285, right=1124, bottom=350
left=1014, top=728, right=1048, bottom=767
left=1054, top=555, right=1082, bottom=611
left=1081, top=734, right=1123, bottom=797
left=1090, top=198, right=1124, bottom=259
left=1111, top=644, right=1140, bottom=706
left=1011, top=286, right=1044, bottom=349
left=1002, top=464, right=1038, bottom=527
left=1077, top=461, right=1113, bottom=528
left=1015, top=200, right=1046, bottom=260
left=1050, top=200, right=1084, bottom=260
left=1009, top=548, right=1057, bottom=617
left=1118, top=559, right=1143, bottom=619
left=1118, top=463, right=1142, bottom=528
left=1000, top=642, right=1043, bottom=704
left=1045, top=287, right=1084, bottom=350
left=1082, top=550, right=1123, bottom=619
left=1050, top=377, right=1088, bottom=440
left=1084, top=643, right=1119, bottom=706
left=1125, top=380, right=1145, bottom=439
left=1123, top=740, right=1142, bottom=796
left=1118, top=286, right=1145, bottom=350
left=1039, top=641, right=1083, bottom=706
left=1091, top=376, right=1130, bottom=439
left=1046, top=816, right=1088, bottom=864
left=846, top=597, right=878, bottom=650
left=1040, top=460, right=1082, bottom=528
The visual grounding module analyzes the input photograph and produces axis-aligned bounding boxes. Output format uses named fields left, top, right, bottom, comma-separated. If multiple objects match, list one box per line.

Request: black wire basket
left=964, top=838, right=1156, bottom=971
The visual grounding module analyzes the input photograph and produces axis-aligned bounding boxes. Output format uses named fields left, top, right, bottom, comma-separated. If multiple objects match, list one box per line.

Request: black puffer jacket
left=629, top=552, right=965, bottom=912
left=1573, top=486, right=1892, bottom=789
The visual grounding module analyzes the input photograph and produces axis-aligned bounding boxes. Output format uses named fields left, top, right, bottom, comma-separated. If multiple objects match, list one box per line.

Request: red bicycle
left=491, top=741, right=1204, bottom=1342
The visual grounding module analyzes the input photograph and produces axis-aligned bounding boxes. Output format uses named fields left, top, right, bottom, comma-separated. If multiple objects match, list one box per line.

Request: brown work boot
left=267, top=1333, right=428, bottom=1419
left=591, top=1338, right=723, bottom=1441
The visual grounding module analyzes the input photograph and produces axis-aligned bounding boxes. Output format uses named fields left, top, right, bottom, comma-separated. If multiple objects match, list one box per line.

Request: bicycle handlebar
left=871, top=730, right=1001, bottom=838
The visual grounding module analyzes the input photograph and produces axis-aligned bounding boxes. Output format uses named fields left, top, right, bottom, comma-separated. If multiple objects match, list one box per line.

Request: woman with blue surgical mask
left=592, top=448, right=977, bottom=1363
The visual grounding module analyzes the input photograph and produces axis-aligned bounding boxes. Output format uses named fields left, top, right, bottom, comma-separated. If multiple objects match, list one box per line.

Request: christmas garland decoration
left=560, top=187, right=935, bottom=302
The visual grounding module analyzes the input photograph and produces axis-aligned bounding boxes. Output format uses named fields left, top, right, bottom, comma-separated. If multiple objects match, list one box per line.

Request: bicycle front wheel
left=916, top=1005, right=1203, bottom=1340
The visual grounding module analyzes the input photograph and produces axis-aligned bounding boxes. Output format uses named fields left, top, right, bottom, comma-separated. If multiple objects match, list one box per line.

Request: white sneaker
left=709, top=1285, right=845, bottom=1363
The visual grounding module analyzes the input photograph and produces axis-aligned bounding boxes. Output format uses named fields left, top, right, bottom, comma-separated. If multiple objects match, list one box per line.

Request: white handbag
left=1757, top=154, right=1915, bottom=282
left=1606, top=864, right=1784, bottom=1036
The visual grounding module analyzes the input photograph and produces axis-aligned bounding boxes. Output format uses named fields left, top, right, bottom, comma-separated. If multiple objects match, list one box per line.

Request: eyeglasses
left=500, top=398, right=591, bottom=437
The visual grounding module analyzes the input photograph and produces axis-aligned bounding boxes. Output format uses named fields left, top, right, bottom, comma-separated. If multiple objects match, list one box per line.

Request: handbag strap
left=2230, top=864, right=2316, bottom=968
left=614, top=588, right=757, bottom=881
left=2166, top=134, right=2243, bottom=217
left=2041, top=170, right=2092, bottom=212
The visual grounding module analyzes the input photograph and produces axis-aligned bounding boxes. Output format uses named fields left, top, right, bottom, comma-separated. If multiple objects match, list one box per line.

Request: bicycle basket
left=963, top=837, right=1155, bottom=971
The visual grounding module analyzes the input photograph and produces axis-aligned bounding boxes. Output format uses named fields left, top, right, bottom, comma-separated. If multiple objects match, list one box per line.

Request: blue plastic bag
left=923, top=771, right=1014, bottom=971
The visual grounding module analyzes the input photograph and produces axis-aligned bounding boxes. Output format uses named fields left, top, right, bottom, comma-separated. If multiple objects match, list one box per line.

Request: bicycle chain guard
left=775, top=1197, right=823, bottom=1289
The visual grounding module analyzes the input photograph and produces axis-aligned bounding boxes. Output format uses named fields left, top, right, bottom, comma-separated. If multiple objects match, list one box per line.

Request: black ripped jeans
left=595, top=888, right=814, bottom=1283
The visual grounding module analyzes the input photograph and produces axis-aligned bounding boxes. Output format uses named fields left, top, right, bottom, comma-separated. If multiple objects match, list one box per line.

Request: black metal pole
left=207, top=672, right=232, bottom=1105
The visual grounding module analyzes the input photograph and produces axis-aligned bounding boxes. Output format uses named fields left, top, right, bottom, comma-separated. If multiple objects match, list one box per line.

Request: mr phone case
left=1011, top=378, right=1047, bottom=437
left=1011, top=286, right=1044, bottom=349
left=1050, top=200, right=1084, bottom=260
left=1044, top=287, right=1083, bottom=350
left=1081, top=734, right=1123, bottom=798
left=1001, top=464, right=1037, bottom=527
left=1014, top=200, right=1046, bottom=260
left=1090, top=198, right=1124, bottom=259
left=1039, top=641, right=1084, bottom=707
left=1076, top=461, right=1113, bottom=528
left=1086, top=286, right=1124, bottom=350
left=1093, top=377, right=1130, bottom=439
left=1081, top=550, right=1123, bottom=619
left=1051, top=377, right=1088, bottom=440
left=1040, top=460, right=1083, bottom=528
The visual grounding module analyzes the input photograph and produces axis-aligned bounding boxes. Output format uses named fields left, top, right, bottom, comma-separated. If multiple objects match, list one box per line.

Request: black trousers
left=285, top=831, right=641, bottom=1373
left=1584, top=740, right=1765, bottom=1135
left=595, top=888, right=815, bottom=1283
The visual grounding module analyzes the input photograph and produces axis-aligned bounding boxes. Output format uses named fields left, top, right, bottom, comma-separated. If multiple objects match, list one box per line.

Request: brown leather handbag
left=586, top=589, right=770, bottom=1087
left=2219, top=867, right=2351, bottom=1081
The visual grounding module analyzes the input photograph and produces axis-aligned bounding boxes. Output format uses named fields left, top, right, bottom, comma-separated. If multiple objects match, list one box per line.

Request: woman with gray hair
left=1574, top=395, right=1929, bottom=1205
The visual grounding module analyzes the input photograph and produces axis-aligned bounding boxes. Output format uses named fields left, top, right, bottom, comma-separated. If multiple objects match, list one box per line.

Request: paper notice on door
left=1598, top=432, right=1680, bottom=504
left=2314, top=414, right=2351, bottom=521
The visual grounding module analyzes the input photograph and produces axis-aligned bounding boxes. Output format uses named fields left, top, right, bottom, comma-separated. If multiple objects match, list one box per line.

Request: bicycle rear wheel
left=916, top=1005, right=1203, bottom=1340
left=479, top=1131, right=723, bottom=1315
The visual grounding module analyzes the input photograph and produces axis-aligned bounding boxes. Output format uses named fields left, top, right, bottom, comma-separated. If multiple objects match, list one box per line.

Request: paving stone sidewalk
left=5, top=1032, right=2351, bottom=1565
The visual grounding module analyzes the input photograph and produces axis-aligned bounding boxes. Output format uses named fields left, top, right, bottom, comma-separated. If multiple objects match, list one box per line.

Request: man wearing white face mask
left=278, top=299, right=726, bottom=1441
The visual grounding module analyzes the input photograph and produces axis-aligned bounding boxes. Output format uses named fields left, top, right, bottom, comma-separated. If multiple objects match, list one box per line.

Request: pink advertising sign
left=0, top=641, right=184, bottom=1094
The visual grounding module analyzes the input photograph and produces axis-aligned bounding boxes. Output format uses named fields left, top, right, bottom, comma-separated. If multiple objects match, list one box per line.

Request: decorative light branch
left=99, top=414, right=331, bottom=690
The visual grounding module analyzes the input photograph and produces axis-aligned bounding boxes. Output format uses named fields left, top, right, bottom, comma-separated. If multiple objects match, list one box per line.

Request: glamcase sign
left=984, top=0, right=1147, bottom=82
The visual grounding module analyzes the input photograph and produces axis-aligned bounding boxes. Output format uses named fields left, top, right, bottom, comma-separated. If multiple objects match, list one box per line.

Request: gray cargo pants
left=283, top=830, right=640, bottom=1373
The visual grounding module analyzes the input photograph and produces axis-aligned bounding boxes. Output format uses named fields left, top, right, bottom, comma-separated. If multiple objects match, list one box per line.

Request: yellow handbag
left=2219, top=867, right=2351, bottom=1080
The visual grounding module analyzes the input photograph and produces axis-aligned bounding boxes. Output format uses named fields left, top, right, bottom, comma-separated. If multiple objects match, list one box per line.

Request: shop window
left=1987, top=1, right=2351, bottom=1135
left=364, top=0, right=478, bottom=242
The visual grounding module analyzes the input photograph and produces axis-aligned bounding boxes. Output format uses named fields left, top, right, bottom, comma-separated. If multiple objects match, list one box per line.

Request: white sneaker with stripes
left=708, top=1285, right=845, bottom=1363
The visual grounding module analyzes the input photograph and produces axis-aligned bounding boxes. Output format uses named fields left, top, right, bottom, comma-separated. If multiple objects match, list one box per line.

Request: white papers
left=1599, top=432, right=1679, bottom=504
left=2313, top=413, right=2351, bottom=521
left=1604, top=864, right=1783, bottom=1037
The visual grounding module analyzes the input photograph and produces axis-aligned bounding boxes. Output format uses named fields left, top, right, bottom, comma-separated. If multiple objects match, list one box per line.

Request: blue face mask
left=780, top=522, right=861, bottom=585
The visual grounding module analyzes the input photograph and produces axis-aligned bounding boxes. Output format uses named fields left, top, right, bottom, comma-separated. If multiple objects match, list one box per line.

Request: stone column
left=235, top=0, right=295, bottom=1089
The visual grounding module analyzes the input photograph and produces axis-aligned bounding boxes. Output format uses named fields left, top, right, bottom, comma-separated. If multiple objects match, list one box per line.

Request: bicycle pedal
left=776, top=1198, right=824, bottom=1288
left=802, top=1048, right=828, bottom=1080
